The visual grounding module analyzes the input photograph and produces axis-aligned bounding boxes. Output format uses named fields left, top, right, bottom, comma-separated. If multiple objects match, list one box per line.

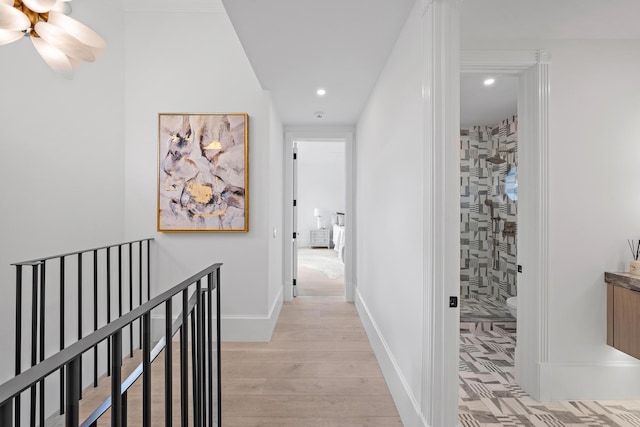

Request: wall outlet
left=517, top=265, right=523, bottom=273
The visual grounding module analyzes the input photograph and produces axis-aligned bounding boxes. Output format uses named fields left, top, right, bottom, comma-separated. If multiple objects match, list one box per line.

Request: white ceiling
left=222, top=0, right=640, bottom=127
left=460, top=0, right=640, bottom=41
left=221, top=0, right=416, bottom=126
left=460, top=74, right=517, bottom=129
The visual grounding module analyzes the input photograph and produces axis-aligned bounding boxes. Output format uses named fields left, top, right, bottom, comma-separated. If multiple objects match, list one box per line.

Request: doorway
left=458, top=71, right=520, bottom=416
left=294, top=140, right=347, bottom=297
left=452, top=50, right=551, bottom=414
left=459, top=72, right=518, bottom=325
left=283, top=130, right=355, bottom=302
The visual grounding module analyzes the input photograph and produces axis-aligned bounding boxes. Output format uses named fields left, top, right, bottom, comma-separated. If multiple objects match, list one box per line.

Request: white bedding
left=332, top=224, right=345, bottom=262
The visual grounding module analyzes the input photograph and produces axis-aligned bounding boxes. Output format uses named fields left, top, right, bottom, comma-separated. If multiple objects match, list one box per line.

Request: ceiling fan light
left=0, top=28, right=24, bottom=45
left=0, top=4, right=30, bottom=31
left=35, top=21, right=95, bottom=61
left=47, top=11, right=105, bottom=53
left=21, top=0, right=57, bottom=14
left=31, top=35, right=74, bottom=72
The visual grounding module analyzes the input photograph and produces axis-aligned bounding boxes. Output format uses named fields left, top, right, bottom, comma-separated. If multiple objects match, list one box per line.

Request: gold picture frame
left=157, top=113, right=249, bottom=232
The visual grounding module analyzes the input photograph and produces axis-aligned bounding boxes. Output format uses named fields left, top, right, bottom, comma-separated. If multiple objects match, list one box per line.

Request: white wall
left=462, top=37, right=640, bottom=399
left=543, top=39, right=640, bottom=399
left=123, top=0, right=284, bottom=342
left=296, top=141, right=346, bottom=247
left=0, top=0, right=126, bottom=385
left=355, top=1, right=428, bottom=424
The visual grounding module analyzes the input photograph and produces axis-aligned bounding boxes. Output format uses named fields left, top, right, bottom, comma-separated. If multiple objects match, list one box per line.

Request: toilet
left=506, top=296, right=517, bottom=318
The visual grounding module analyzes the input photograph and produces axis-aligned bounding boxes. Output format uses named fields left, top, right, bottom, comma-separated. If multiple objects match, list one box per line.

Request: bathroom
left=459, top=74, right=518, bottom=330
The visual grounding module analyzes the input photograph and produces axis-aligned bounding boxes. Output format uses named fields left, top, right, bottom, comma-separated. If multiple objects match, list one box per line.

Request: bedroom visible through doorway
left=293, top=140, right=346, bottom=297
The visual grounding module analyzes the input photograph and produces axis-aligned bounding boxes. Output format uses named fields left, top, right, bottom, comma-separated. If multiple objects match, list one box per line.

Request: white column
left=421, top=0, right=460, bottom=425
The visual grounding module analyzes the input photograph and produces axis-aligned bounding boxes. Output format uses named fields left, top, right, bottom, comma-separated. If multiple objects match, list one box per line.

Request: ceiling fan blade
left=35, top=20, right=96, bottom=61
left=0, top=3, right=30, bottom=31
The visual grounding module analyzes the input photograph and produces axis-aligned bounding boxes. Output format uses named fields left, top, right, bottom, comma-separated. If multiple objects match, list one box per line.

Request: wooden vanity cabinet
left=607, top=283, right=640, bottom=359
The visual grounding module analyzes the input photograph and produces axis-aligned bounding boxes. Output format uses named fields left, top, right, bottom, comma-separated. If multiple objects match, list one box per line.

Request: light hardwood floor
left=221, top=295, right=402, bottom=426
left=296, top=264, right=345, bottom=296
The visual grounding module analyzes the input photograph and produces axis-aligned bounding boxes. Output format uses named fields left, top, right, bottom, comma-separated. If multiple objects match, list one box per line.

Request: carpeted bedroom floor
left=297, top=248, right=345, bottom=297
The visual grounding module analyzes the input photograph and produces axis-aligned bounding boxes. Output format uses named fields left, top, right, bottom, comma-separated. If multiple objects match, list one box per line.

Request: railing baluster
left=118, top=244, right=123, bottom=379
left=30, top=263, right=38, bottom=427
left=216, top=267, right=222, bottom=427
left=118, top=246, right=123, bottom=319
left=139, top=241, right=143, bottom=350
left=77, top=253, right=83, bottom=400
left=0, top=400, right=12, bottom=427
left=207, top=272, right=214, bottom=427
left=165, top=299, right=173, bottom=427
left=94, top=249, right=99, bottom=387
left=196, top=280, right=204, bottom=425
left=39, top=260, right=46, bottom=427
left=122, top=390, right=128, bottom=427
left=60, top=256, right=65, bottom=415
left=107, top=248, right=112, bottom=377
left=143, top=313, right=151, bottom=427
left=112, top=330, right=122, bottom=427
left=191, top=311, right=199, bottom=427
left=65, top=354, right=82, bottom=427
left=129, top=242, right=133, bottom=358
left=180, top=289, right=188, bottom=427
left=65, top=357, right=80, bottom=427
left=146, top=240, right=150, bottom=302
left=15, top=265, right=22, bottom=427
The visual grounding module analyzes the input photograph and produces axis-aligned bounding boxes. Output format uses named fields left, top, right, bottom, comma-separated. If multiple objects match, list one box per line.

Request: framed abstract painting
left=157, top=113, right=249, bottom=232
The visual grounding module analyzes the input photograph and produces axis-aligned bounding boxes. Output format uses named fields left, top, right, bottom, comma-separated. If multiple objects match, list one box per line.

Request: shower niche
left=460, top=116, right=518, bottom=319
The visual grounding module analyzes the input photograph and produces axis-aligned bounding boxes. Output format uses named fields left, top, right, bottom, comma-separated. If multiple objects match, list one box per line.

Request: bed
left=332, top=212, right=346, bottom=262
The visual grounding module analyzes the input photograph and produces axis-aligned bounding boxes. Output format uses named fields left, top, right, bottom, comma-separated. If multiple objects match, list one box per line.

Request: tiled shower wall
left=460, top=116, right=518, bottom=302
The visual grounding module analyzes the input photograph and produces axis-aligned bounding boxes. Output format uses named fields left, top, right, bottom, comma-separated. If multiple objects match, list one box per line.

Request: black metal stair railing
left=0, top=262, right=223, bottom=427
left=11, top=239, right=153, bottom=426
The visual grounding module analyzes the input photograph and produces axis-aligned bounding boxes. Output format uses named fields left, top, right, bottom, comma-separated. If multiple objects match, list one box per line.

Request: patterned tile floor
left=459, top=322, right=640, bottom=426
left=461, top=295, right=513, bottom=321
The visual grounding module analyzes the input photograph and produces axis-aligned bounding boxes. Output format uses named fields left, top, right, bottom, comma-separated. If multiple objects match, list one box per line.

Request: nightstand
left=310, top=229, right=331, bottom=248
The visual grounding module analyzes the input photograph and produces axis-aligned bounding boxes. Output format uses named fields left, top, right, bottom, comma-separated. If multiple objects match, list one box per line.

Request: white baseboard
left=355, top=289, right=428, bottom=427
left=221, top=287, right=283, bottom=342
left=539, top=361, right=640, bottom=401
left=151, top=287, right=284, bottom=343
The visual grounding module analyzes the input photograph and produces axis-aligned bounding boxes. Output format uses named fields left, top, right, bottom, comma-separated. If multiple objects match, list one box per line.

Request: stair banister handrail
left=0, top=261, right=222, bottom=426
left=10, top=238, right=153, bottom=266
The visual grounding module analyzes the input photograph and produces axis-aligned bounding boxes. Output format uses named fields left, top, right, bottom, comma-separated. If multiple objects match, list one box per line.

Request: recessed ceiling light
left=484, top=78, right=495, bottom=86
left=317, top=88, right=326, bottom=96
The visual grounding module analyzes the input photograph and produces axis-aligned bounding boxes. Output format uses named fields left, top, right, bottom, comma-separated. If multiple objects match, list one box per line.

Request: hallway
left=221, top=296, right=402, bottom=426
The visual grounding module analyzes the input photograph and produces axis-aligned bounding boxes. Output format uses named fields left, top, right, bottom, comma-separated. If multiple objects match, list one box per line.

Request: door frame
left=283, top=129, right=355, bottom=302
left=456, top=49, right=551, bottom=401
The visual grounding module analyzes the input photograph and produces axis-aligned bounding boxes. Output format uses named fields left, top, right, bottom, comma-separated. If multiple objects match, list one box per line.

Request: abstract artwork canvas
left=158, top=113, right=249, bottom=232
